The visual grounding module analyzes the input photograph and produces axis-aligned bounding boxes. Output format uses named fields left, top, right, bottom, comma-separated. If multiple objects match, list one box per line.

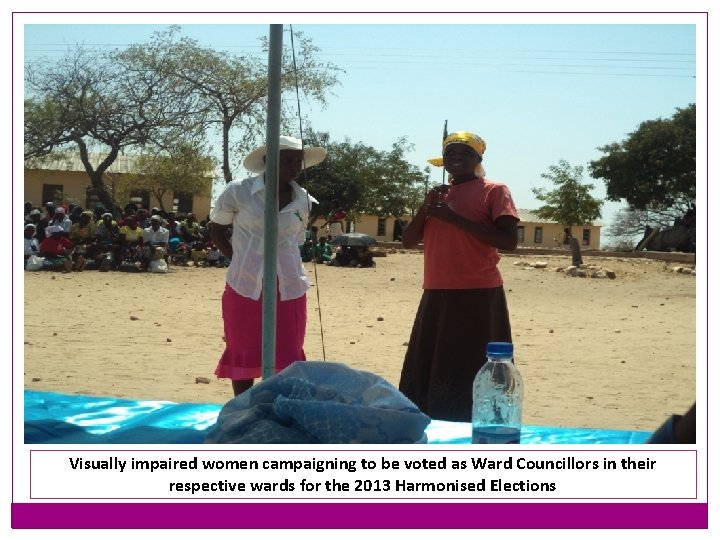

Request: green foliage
left=24, top=40, right=203, bottom=211
left=130, top=26, right=344, bottom=183
left=589, top=104, right=695, bottom=210
left=24, top=25, right=343, bottom=213
left=531, top=159, right=603, bottom=228
left=300, top=130, right=429, bottom=224
left=24, top=98, right=79, bottom=159
left=127, top=143, right=216, bottom=212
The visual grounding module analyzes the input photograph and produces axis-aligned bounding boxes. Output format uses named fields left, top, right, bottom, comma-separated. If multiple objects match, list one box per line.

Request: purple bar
left=11, top=502, right=708, bottom=529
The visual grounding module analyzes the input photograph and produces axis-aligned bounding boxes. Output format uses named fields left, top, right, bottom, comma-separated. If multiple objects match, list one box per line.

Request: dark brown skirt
left=399, top=287, right=512, bottom=422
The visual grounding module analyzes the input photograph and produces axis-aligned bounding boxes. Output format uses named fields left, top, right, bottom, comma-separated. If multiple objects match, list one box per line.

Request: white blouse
left=210, top=175, right=317, bottom=301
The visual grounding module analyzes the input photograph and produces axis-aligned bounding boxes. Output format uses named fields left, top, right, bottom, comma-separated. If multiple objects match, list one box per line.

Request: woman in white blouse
left=209, top=136, right=326, bottom=396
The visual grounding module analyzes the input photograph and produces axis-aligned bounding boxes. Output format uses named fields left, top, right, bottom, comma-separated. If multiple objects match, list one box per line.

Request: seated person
left=69, top=211, right=97, bottom=264
left=25, top=208, right=42, bottom=228
left=39, top=225, right=83, bottom=272
left=190, top=241, right=208, bottom=267
left=69, top=204, right=84, bottom=224
left=123, top=202, right=139, bottom=219
left=197, top=220, right=211, bottom=243
left=205, top=243, right=229, bottom=267
left=48, top=206, right=73, bottom=233
left=134, top=208, right=151, bottom=229
left=206, top=244, right=222, bottom=267
left=166, top=237, right=188, bottom=266
left=36, top=201, right=57, bottom=243
left=94, top=212, right=121, bottom=270
left=329, top=245, right=353, bottom=266
left=119, top=215, right=144, bottom=262
left=299, top=239, right=315, bottom=262
left=24, top=223, right=40, bottom=265
left=165, top=212, right=182, bottom=240
left=314, top=236, right=333, bottom=263
left=350, top=246, right=375, bottom=268
left=142, top=214, right=170, bottom=271
left=180, top=213, right=203, bottom=244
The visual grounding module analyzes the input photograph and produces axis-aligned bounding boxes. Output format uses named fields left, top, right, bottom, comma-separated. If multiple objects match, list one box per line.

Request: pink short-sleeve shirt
left=422, top=178, right=518, bottom=289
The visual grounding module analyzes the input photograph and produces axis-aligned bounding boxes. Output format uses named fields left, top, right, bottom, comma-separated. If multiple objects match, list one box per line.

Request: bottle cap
left=486, top=341, right=513, bottom=358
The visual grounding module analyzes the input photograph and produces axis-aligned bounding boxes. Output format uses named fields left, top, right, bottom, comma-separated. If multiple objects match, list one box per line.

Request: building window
left=582, top=228, right=591, bottom=246
left=41, top=184, right=63, bottom=206
left=534, top=226, right=543, bottom=243
left=129, top=190, right=151, bottom=210
left=517, top=226, right=525, bottom=243
left=174, top=192, right=194, bottom=214
left=376, top=217, right=386, bottom=237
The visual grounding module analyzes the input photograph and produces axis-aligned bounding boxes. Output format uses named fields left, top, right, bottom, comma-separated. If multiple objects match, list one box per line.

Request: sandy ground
left=22, top=250, right=697, bottom=432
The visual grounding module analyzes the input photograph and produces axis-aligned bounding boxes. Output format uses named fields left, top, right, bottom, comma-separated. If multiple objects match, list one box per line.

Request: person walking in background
left=209, top=135, right=326, bottom=396
left=323, top=199, right=346, bottom=239
left=399, top=131, right=519, bottom=421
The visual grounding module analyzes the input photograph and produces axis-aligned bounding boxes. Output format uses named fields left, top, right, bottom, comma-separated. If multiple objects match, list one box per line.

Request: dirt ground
left=22, top=250, right=697, bottom=432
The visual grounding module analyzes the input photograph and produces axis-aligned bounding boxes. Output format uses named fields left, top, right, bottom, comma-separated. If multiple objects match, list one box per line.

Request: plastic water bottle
left=471, top=342, right=524, bottom=444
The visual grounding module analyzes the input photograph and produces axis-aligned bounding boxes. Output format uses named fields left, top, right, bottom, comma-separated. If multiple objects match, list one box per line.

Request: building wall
left=516, top=222, right=601, bottom=250
left=351, top=212, right=601, bottom=250
left=352, top=214, right=410, bottom=242
left=24, top=169, right=212, bottom=219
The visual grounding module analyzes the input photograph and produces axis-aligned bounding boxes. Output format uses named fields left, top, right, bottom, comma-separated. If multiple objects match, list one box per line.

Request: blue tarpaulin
left=24, top=390, right=651, bottom=444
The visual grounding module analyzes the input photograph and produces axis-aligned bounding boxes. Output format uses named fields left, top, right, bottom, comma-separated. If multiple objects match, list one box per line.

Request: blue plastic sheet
left=23, top=390, right=651, bottom=444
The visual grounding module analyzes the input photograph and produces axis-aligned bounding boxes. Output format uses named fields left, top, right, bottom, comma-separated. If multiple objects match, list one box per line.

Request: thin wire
left=289, top=24, right=327, bottom=362
left=441, top=119, right=447, bottom=186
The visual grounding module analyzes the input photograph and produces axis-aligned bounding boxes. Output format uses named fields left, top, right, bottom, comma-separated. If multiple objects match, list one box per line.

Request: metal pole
left=261, top=24, right=283, bottom=380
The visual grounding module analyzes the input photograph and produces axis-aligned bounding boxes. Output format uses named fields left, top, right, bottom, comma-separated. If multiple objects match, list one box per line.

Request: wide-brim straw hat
left=243, top=135, right=327, bottom=174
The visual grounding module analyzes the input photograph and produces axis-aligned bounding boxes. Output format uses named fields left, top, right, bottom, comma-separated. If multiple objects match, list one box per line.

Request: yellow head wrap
left=443, top=131, right=486, bottom=156
left=428, top=131, right=487, bottom=176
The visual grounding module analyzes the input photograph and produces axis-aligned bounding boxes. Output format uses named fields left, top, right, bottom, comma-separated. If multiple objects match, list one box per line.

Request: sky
left=20, top=15, right=700, bottom=246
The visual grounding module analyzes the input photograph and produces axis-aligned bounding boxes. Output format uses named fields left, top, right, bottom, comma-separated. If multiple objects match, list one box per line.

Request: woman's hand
left=401, top=186, right=449, bottom=248
left=423, top=185, right=449, bottom=207
left=425, top=200, right=456, bottom=222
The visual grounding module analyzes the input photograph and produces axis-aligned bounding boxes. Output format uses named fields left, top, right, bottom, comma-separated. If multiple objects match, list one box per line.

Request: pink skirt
left=215, top=283, right=307, bottom=380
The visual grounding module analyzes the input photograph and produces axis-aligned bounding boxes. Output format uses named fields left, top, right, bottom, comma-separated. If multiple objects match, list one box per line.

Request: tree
left=604, top=203, right=687, bottom=247
left=129, top=27, right=343, bottom=183
left=25, top=44, right=202, bottom=213
left=300, top=131, right=429, bottom=226
left=367, top=138, right=429, bottom=219
left=589, top=103, right=695, bottom=211
left=531, top=159, right=604, bottom=229
left=125, top=142, right=216, bottom=212
left=24, top=25, right=342, bottom=216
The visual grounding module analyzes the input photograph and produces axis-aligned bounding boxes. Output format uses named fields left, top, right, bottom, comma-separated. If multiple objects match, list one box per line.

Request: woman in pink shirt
left=399, top=131, right=519, bottom=421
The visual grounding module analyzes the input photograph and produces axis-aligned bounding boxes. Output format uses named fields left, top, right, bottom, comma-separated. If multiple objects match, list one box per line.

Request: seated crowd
left=299, top=235, right=375, bottom=268
left=23, top=201, right=229, bottom=273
